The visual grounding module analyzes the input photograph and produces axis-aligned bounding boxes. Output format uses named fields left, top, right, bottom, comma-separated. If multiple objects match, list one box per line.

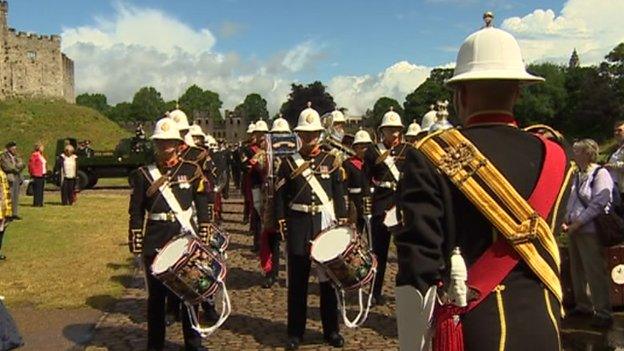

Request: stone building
left=0, top=1, right=75, bottom=102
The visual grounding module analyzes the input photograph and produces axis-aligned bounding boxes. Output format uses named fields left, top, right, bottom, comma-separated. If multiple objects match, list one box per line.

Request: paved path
left=85, top=194, right=399, bottom=351
left=84, top=191, right=624, bottom=351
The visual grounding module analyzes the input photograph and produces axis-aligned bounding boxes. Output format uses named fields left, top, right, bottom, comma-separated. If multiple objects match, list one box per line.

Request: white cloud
left=328, top=61, right=432, bottom=116
left=61, top=3, right=304, bottom=113
left=501, top=0, right=624, bottom=64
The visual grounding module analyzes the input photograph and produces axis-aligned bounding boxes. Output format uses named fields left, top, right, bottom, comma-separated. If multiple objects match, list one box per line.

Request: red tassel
left=434, top=313, right=464, bottom=351
left=259, top=229, right=275, bottom=273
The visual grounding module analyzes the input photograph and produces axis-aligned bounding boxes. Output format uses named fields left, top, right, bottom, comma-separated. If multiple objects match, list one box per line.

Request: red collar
left=466, top=113, right=518, bottom=127
left=349, top=156, right=363, bottom=170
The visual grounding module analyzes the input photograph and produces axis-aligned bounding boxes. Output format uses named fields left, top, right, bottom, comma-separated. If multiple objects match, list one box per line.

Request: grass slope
left=0, top=190, right=132, bottom=309
left=0, top=98, right=130, bottom=161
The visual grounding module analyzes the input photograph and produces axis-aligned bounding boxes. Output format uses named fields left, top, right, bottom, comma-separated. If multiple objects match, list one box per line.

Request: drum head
left=152, top=236, right=191, bottom=274
left=311, top=226, right=352, bottom=263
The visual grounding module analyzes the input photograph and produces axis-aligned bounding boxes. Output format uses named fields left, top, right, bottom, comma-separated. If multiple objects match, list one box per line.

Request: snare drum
left=310, top=225, right=377, bottom=291
left=152, top=235, right=227, bottom=305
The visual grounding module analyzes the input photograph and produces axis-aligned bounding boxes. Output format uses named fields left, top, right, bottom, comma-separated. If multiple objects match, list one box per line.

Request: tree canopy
left=179, top=84, right=223, bottom=121
left=234, top=93, right=269, bottom=124
left=279, top=81, right=336, bottom=128
left=130, top=86, right=166, bottom=122
left=403, top=68, right=453, bottom=123
left=76, top=93, right=110, bottom=115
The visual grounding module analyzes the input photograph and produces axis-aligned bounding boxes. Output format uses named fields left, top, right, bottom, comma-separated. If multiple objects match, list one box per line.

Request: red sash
left=434, top=135, right=567, bottom=351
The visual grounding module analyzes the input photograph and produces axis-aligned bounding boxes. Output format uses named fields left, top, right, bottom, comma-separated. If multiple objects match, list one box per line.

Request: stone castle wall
left=0, top=1, right=74, bottom=102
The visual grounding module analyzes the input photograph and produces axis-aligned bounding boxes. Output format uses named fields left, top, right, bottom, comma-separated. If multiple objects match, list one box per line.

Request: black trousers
left=287, top=254, right=339, bottom=338
left=0, top=229, right=4, bottom=252
left=143, top=256, right=202, bottom=351
left=267, top=233, right=281, bottom=278
left=371, top=214, right=391, bottom=298
left=32, top=177, right=45, bottom=207
left=61, top=178, right=76, bottom=205
left=250, top=208, right=261, bottom=250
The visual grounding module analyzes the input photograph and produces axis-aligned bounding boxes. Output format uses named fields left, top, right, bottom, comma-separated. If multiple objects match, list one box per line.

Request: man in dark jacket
left=0, top=142, right=24, bottom=220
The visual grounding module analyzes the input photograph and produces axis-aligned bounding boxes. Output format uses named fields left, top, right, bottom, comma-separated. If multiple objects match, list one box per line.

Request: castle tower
left=0, top=1, right=7, bottom=31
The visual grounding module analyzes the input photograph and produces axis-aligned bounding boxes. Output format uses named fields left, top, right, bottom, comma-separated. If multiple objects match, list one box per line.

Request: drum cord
left=187, top=280, right=232, bottom=338
left=335, top=268, right=377, bottom=328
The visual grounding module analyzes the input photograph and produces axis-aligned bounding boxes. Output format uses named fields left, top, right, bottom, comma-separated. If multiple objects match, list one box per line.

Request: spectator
left=605, top=120, right=624, bottom=202
left=563, top=138, right=613, bottom=328
left=60, top=144, right=78, bottom=206
left=28, top=142, right=47, bottom=207
left=0, top=142, right=24, bottom=220
left=0, top=167, right=12, bottom=260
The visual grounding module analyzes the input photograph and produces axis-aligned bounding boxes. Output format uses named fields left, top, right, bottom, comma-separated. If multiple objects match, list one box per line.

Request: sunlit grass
left=0, top=190, right=132, bottom=309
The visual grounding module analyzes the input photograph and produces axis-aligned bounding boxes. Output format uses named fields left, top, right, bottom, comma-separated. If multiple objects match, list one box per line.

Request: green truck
left=51, top=136, right=153, bottom=189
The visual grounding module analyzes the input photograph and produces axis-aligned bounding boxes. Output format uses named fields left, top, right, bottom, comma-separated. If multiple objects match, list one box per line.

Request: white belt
left=289, top=201, right=333, bottom=215
left=148, top=212, right=177, bottom=222
left=348, top=188, right=362, bottom=194
left=377, top=181, right=397, bottom=190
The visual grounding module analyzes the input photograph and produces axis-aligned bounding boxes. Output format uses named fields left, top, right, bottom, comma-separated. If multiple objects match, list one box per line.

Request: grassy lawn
left=0, top=189, right=133, bottom=309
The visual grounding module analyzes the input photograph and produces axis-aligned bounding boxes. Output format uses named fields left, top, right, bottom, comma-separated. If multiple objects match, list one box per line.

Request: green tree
left=76, top=93, right=110, bottom=115
left=562, top=66, right=621, bottom=141
left=131, top=86, right=166, bottom=122
left=403, top=68, right=453, bottom=122
left=602, top=43, right=624, bottom=115
left=279, top=81, right=336, bottom=128
left=107, top=102, right=133, bottom=123
left=178, top=85, right=223, bottom=121
left=514, top=63, right=567, bottom=128
left=234, top=93, right=269, bottom=124
left=365, top=97, right=404, bottom=129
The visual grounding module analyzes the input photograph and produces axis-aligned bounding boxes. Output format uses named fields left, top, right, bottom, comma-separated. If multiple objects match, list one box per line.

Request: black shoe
left=590, top=314, right=613, bottom=329
left=285, top=336, right=301, bottom=350
left=372, top=295, right=386, bottom=306
left=262, top=276, right=276, bottom=289
left=203, top=304, right=220, bottom=324
left=0, top=255, right=6, bottom=260
left=11, top=216, right=21, bottom=220
left=324, top=332, right=344, bottom=348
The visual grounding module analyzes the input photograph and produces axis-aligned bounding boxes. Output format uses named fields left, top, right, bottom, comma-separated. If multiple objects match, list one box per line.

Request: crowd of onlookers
left=0, top=141, right=80, bottom=261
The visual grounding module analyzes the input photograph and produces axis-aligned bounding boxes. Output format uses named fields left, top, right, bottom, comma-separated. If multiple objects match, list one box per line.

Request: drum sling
left=417, top=129, right=572, bottom=351
left=291, top=152, right=336, bottom=230
left=147, top=165, right=196, bottom=235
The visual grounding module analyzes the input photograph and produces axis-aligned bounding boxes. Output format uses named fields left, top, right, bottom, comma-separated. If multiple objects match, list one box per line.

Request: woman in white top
left=60, top=145, right=78, bottom=206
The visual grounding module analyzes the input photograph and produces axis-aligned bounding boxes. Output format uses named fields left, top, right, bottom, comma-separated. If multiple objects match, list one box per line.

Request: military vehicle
left=51, top=136, right=153, bottom=189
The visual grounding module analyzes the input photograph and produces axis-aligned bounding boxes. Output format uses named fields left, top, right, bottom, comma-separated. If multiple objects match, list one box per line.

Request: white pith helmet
left=322, top=109, right=347, bottom=127
left=421, top=105, right=438, bottom=131
left=353, top=129, right=373, bottom=145
left=379, top=106, right=404, bottom=129
left=206, top=134, right=218, bottom=148
left=168, top=109, right=191, bottom=130
left=446, top=12, right=544, bottom=86
left=189, top=124, right=206, bottom=138
left=406, top=121, right=422, bottom=137
left=294, top=102, right=323, bottom=132
left=151, top=117, right=183, bottom=141
left=271, top=115, right=291, bottom=133
left=254, top=119, right=270, bottom=133
left=246, top=123, right=256, bottom=134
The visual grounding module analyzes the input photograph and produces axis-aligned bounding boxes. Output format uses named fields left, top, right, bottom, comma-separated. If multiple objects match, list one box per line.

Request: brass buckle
left=166, top=212, right=176, bottom=222
left=507, top=213, right=539, bottom=245
left=309, top=204, right=319, bottom=215
left=440, top=142, right=487, bottom=184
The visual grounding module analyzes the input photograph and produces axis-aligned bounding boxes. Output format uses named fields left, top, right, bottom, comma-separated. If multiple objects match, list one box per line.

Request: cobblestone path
left=85, top=194, right=399, bottom=350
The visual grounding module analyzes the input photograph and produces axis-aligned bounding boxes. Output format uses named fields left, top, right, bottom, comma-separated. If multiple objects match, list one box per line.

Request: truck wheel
left=76, top=170, right=90, bottom=190
left=87, top=174, right=98, bottom=188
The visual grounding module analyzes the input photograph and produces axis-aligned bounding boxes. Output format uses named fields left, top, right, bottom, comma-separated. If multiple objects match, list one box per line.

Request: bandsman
left=244, top=120, right=269, bottom=252
left=404, top=120, right=423, bottom=145
left=168, top=109, right=208, bottom=166
left=362, top=106, right=410, bottom=306
left=275, top=103, right=347, bottom=350
left=394, top=13, right=572, bottom=351
left=128, top=117, right=213, bottom=351
left=342, top=129, right=373, bottom=234
left=321, top=109, right=354, bottom=165
left=241, top=123, right=256, bottom=225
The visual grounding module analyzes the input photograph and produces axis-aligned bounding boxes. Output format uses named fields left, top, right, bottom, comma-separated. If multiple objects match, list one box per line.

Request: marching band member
left=429, top=100, right=454, bottom=132
left=275, top=103, right=347, bottom=350
left=404, top=120, right=423, bottom=145
left=321, top=109, right=353, bottom=165
left=169, top=109, right=208, bottom=165
left=421, top=104, right=438, bottom=134
left=394, top=13, right=572, bottom=350
left=128, top=117, right=212, bottom=351
left=259, top=116, right=292, bottom=289
left=342, top=129, right=373, bottom=233
left=362, top=107, right=410, bottom=306
left=241, top=123, right=256, bottom=225
left=245, top=120, right=269, bottom=252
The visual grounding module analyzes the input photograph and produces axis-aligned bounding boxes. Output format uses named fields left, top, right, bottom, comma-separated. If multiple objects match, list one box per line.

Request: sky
left=6, top=0, right=624, bottom=116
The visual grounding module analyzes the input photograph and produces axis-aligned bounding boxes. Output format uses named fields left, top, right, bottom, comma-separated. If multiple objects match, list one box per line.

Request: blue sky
left=6, top=0, right=622, bottom=115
